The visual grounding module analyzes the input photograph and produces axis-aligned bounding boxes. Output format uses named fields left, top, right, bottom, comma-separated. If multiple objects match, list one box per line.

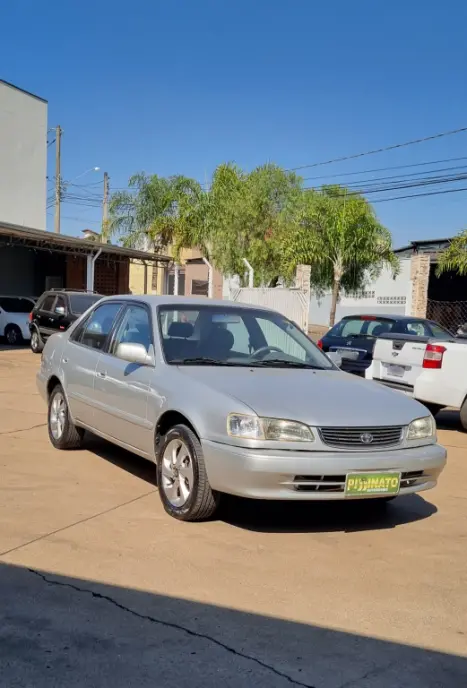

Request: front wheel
left=157, top=425, right=220, bottom=521
left=48, top=384, right=84, bottom=450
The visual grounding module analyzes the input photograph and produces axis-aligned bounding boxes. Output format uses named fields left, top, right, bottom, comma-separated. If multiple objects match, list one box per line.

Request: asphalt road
left=0, top=348, right=466, bottom=687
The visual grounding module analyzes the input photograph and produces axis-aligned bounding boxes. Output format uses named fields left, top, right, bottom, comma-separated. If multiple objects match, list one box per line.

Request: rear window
left=69, top=294, right=102, bottom=315
left=329, top=317, right=394, bottom=338
left=0, top=297, right=34, bottom=313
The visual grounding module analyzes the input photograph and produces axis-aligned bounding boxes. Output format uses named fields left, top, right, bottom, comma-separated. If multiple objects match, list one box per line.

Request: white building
left=0, top=79, right=47, bottom=230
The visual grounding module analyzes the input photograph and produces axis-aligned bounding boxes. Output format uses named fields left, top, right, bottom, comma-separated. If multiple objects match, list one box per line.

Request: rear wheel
left=48, top=384, right=84, bottom=449
left=157, top=424, right=220, bottom=521
left=460, top=398, right=467, bottom=431
left=5, top=324, right=22, bottom=346
left=30, top=328, right=44, bottom=354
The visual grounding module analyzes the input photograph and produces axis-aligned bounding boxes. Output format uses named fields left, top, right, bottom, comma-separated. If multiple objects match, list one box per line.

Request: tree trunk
left=329, top=278, right=340, bottom=327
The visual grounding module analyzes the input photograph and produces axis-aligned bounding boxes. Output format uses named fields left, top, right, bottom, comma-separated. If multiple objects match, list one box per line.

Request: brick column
left=410, top=255, right=430, bottom=317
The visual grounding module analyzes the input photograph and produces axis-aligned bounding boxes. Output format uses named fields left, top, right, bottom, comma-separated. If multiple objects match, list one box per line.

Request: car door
left=37, top=294, right=58, bottom=339
left=64, top=301, right=124, bottom=426
left=47, top=295, right=68, bottom=335
left=93, top=303, right=154, bottom=456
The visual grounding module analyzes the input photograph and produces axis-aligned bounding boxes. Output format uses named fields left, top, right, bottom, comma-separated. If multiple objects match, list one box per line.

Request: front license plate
left=345, top=472, right=401, bottom=496
left=336, top=348, right=359, bottom=360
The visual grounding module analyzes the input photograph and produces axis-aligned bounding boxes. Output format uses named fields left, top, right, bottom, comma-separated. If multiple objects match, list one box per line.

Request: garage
left=0, top=222, right=171, bottom=297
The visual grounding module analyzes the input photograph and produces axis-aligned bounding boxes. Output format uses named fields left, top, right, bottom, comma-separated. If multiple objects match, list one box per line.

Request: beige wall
left=129, top=247, right=203, bottom=296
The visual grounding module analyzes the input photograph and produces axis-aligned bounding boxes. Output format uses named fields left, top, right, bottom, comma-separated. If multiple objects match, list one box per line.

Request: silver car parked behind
left=37, top=296, right=447, bottom=521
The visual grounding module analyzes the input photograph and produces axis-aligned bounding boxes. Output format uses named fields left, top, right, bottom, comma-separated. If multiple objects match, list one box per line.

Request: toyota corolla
left=37, top=296, right=447, bottom=521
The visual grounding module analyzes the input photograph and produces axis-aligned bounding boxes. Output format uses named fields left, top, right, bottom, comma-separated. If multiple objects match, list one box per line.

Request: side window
left=41, top=295, right=56, bottom=312
left=112, top=305, right=153, bottom=354
left=340, top=319, right=364, bottom=337
left=78, top=303, right=122, bottom=350
left=55, top=296, right=66, bottom=315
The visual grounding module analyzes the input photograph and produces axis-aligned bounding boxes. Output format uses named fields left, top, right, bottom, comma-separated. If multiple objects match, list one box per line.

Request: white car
left=0, top=296, right=36, bottom=345
left=368, top=333, right=467, bottom=429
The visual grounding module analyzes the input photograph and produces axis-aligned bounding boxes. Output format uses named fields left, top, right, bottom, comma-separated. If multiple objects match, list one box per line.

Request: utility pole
left=102, top=171, right=109, bottom=242
left=54, top=125, right=62, bottom=233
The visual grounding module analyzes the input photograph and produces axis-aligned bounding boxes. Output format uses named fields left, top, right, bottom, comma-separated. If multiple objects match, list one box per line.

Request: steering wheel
left=251, top=345, right=284, bottom=360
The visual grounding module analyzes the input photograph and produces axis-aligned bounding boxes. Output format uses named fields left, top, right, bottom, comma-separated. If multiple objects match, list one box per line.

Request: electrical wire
left=288, top=126, right=467, bottom=172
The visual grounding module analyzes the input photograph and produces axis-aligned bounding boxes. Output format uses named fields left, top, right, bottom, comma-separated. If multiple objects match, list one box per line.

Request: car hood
left=177, top=366, right=428, bottom=426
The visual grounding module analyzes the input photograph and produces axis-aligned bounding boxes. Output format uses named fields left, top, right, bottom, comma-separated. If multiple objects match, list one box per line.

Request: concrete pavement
left=0, top=348, right=466, bottom=687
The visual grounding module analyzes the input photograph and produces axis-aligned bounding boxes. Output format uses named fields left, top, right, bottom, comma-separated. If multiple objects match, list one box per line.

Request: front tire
left=30, top=328, right=44, bottom=354
left=157, top=425, right=219, bottom=521
left=5, top=324, right=23, bottom=346
left=48, top=384, right=84, bottom=450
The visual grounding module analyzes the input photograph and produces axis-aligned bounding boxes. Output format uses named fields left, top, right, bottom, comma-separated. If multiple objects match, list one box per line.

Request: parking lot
left=0, top=347, right=466, bottom=687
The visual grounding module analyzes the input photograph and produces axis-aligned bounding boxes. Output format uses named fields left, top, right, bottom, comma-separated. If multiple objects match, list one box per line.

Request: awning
left=0, top=222, right=172, bottom=265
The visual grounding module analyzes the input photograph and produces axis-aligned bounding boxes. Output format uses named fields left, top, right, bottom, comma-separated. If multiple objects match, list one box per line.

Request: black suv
left=29, top=289, right=103, bottom=353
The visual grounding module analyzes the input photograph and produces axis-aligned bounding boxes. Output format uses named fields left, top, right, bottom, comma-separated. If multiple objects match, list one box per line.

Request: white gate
left=230, top=287, right=309, bottom=331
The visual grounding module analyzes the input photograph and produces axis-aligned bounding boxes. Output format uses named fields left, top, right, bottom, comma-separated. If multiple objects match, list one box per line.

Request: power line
left=288, top=126, right=467, bottom=172
left=372, top=185, right=467, bottom=204
left=301, top=155, right=467, bottom=182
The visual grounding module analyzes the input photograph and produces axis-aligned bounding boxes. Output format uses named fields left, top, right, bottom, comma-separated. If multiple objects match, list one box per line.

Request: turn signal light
left=423, top=344, right=446, bottom=369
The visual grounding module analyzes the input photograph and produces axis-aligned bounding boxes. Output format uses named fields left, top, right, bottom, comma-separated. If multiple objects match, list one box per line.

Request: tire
left=5, top=324, right=23, bottom=346
left=460, top=398, right=467, bottom=432
left=157, top=424, right=219, bottom=521
left=48, top=384, right=84, bottom=450
left=30, top=328, right=44, bottom=354
left=421, top=402, right=442, bottom=418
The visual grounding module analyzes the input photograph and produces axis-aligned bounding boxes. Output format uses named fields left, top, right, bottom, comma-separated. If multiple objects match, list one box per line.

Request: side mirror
left=326, top=351, right=342, bottom=368
left=55, top=306, right=66, bottom=316
left=116, top=342, right=153, bottom=366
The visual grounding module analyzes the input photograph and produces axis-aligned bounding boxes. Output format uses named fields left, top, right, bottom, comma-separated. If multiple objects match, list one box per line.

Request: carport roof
left=0, top=222, right=171, bottom=264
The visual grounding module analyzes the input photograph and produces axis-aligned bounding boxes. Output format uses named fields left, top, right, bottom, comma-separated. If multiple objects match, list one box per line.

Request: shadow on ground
left=84, top=434, right=437, bottom=534
left=0, top=560, right=465, bottom=688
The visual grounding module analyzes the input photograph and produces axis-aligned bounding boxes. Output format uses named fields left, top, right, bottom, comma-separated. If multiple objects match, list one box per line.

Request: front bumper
left=202, top=440, right=447, bottom=500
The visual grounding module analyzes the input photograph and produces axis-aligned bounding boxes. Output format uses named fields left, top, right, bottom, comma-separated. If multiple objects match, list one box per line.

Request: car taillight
left=28, top=312, right=33, bottom=322
left=423, top=344, right=446, bottom=369
left=317, top=339, right=323, bottom=349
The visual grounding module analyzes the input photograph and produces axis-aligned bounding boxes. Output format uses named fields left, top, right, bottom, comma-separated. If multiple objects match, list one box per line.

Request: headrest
left=168, top=321, right=194, bottom=338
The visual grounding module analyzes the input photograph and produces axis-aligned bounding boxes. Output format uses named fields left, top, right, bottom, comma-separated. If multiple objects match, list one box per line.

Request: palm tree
left=280, top=186, right=399, bottom=326
left=109, top=173, right=202, bottom=251
left=437, top=229, right=467, bottom=276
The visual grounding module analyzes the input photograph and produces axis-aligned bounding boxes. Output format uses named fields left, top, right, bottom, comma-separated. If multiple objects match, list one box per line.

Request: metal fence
left=426, top=299, right=467, bottom=333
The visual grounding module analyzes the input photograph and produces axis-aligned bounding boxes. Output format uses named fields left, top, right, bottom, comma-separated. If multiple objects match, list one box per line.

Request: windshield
left=158, top=305, right=334, bottom=369
left=69, top=293, right=102, bottom=315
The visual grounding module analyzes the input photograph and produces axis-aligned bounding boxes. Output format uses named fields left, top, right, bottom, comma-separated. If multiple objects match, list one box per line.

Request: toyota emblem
left=360, top=432, right=374, bottom=444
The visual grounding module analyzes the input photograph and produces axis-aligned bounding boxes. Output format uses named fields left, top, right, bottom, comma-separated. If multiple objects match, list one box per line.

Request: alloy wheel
left=161, top=439, right=194, bottom=507
left=50, top=392, right=66, bottom=440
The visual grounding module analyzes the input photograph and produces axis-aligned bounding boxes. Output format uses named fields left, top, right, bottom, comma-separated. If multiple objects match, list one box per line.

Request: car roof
left=101, top=294, right=273, bottom=312
left=340, top=314, right=430, bottom=322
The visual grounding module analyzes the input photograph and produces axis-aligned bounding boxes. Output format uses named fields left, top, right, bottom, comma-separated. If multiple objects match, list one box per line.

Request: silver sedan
left=37, top=295, right=447, bottom=521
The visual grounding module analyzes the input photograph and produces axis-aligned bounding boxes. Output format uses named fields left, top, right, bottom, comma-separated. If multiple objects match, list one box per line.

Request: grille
left=292, top=471, right=425, bottom=493
left=318, top=426, right=403, bottom=449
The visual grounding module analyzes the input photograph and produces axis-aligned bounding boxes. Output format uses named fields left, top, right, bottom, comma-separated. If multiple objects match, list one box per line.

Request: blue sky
left=2, top=0, right=467, bottom=246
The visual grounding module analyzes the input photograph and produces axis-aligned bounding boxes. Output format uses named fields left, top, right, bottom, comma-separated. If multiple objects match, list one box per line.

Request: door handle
left=63, top=357, right=68, bottom=364
left=97, top=371, right=107, bottom=378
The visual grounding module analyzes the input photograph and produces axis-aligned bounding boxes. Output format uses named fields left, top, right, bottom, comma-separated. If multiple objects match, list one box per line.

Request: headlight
left=407, top=416, right=436, bottom=441
left=227, top=414, right=314, bottom=442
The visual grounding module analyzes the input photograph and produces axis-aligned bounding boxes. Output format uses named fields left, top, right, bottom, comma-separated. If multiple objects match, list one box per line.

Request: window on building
left=191, top=279, right=208, bottom=296
left=167, top=271, right=186, bottom=295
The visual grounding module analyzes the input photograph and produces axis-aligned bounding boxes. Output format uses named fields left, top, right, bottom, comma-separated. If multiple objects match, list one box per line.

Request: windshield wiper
left=172, top=357, right=239, bottom=366
left=249, top=359, right=323, bottom=369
